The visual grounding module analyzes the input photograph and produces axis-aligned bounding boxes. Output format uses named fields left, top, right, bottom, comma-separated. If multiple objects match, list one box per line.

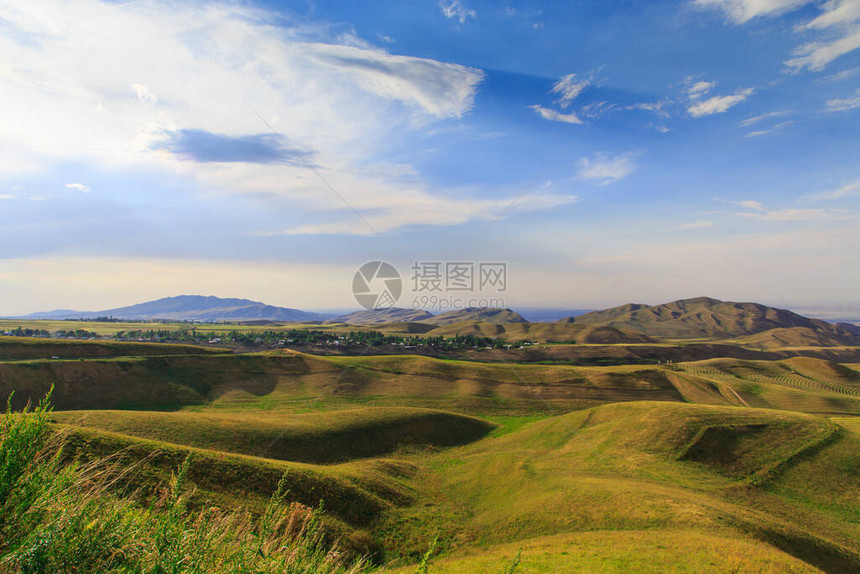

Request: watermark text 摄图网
left=352, top=261, right=508, bottom=311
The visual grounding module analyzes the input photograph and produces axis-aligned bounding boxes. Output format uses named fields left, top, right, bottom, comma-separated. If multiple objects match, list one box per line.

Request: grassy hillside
left=0, top=351, right=688, bottom=414
left=5, top=350, right=860, bottom=418
left=43, top=400, right=860, bottom=571
left=738, top=326, right=860, bottom=350
left=464, top=339, right=860, bottom=365
left=379, top=401, right=860, bottom=571
left=52, top=407, right=495, bottom=463
left=424, top=321, right=654, bottom=343
left=679, top=358, right=860, bottom=415
left=0, top=397, right=368, bottom=573
left=0, top=335, right=227, bottom=360
left=0, top=353, right=312, bottom=410
left=5, top=349, right=860, bottom=571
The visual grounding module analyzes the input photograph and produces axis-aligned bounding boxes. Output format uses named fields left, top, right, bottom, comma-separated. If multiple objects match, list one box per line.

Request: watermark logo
left=410, top=261, right=507, bottom=311
left=352, top=261, right=402, bottom=310
left=353, top=260, right=508, bottom=312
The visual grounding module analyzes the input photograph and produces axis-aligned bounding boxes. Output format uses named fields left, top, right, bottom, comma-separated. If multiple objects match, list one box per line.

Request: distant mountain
left=423, top=307, right=528, bottom=326
left=515, top=308, right=595, bottom=322
left=14, top=295, right=329, bottom=323
left=330, top=308, right=435, bottom=325
left=572, top=296, right=860, bottom=343
left=837, top=322, right=860, bottom=336
left=19, top=309, right=97, bottom=320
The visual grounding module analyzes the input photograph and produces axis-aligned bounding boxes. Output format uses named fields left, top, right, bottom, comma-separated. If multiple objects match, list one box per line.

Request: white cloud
left=580, top=101, right=616, bottom=120
left=731, top=199, right=766, bottom=210
left=802, top=0, right=860, bottom=31
left=628, top=101, right=671, bottom=119
left=0, top=0, right=510, bottom=234
left=680, top=220, right=715, bottom=229
left=693, top=0, right=812, bottom=23
left=0, top=194, right=15, bottom=200
left=529, top=104, right=584, bottom=124
left=821, top=65, right=860, bottom=81
left=265, top=191, right=579, bottom=235
left=695, top=0, right=860, bottom=71
left=552, top=74, right=590, bottom=108
left=744, top=120, right=793, bottom=137
left=687, top=80, right=715, bottom=96
left=578, top=153, right=636, bottom=185
left=787, top=0, right=860, bottom=70
left=787, top=28, right=860, bottom=71
left=65, top=183, right=90, bottom=193
left=736, top=207, right=857, bottom=221
left=439, top=0, right=476, bottom=24
left=826, top=89, right=860, bottom=110
left=802, top=179, right=860, bottom=201
left=688, top=88, right=755, bottom=117
left=528, top=72, right=597, bottom=125
left=306, top=42, right=485, bottom=118
left=132, top=83, right=158, bottom=105
left=739, top=110, right=791, bottom=126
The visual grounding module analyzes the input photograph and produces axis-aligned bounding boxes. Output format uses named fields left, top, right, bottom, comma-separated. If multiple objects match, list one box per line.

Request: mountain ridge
left=10, top=295, right=330, bottom=323
left=571, top=296, right=860, bottom=343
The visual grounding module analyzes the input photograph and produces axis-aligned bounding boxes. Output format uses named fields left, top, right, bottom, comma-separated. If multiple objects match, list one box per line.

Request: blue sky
left=1, top=0, right=859, bottom=314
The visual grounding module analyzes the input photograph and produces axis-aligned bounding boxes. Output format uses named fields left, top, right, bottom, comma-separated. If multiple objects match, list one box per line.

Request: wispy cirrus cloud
left=0, top=0, right=524, bottom=236
left=552, top=74, right=591, bottom=108
left=687, top=80, right=716, bottom=96
left=693, top=0, right=811, bottom=23
left=744, top=120, right=794, bottom=137
left=530, top=71, right=599, bottom=125
left=679, top=220, right=715, bottom=229
left=787, top=0, right=860, bottom=70
left=736, top=207, right=856, bottom=221
left=826, top=89, right=860, bottom=111
left=578, top=153, right=636, bottom=185
left=739, top=110, right=792, bottom=127
left=730, top=199, right=766, bottom=210
left=64, top=183, right=90, bottom=193
left=687, top=82, right=756, bottom=117
left=529, top=104, right=583, bottom=124
left=264, top=190, right=579, bottom=235
left=439, top=0, right=476, bottom=24
left=695, top=0, right=860, bottom=71
left=727, top=195, right=858, bottom=221
left=801, top=179, right=860, bottom=201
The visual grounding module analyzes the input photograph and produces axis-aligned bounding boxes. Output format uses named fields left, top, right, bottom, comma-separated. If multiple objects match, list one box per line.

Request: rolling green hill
left=51, top=407, right=495, bottom=464
left=4, top=335, right=860, bottom=571
left=424, top=321, right=655, bottom=343
left=740, top=326, right=860, bottom=349
left=0, top=351, right=688, bottom=414
left=381, top=401, right=860, bottom=572
left=0, top=335, right=228, bottom=361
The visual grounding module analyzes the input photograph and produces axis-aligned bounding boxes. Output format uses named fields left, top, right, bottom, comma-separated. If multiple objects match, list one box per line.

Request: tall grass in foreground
left=0, top=391, right=367, bottom=573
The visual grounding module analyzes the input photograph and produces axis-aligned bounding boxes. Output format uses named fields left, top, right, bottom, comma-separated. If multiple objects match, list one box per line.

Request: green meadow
left=2, top=335, right=860, bottom=571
